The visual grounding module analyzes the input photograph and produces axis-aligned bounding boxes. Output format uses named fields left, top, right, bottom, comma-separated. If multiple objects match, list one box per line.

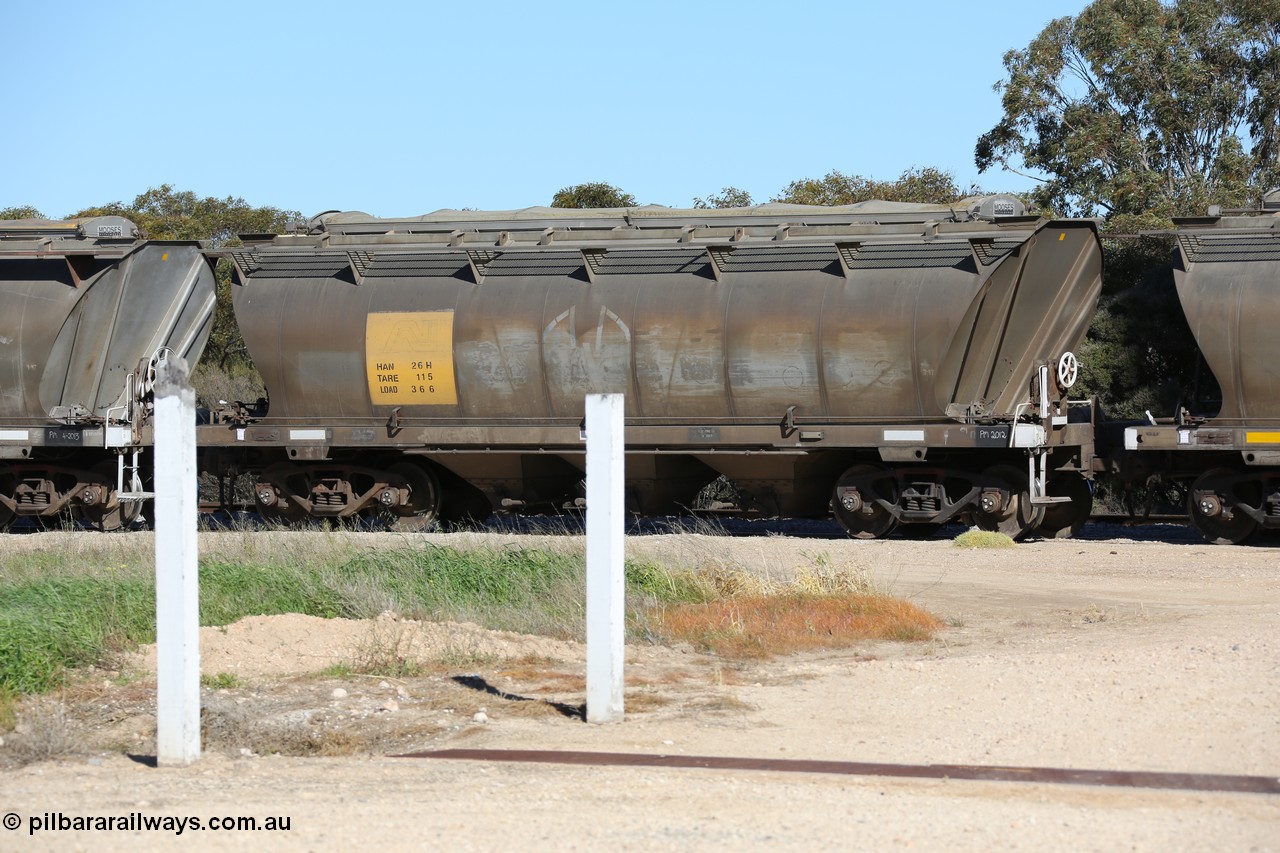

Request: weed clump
left=201, top=672, right=244, bottom=690
left=952, top=529, right=1017, bottom=549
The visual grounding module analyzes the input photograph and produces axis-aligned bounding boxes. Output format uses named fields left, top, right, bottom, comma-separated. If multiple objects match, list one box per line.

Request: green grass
left=952, top=529, right=1017, bottom=549
left=199, top=672, right=244, bottom=690
left=0, top=537, right=938, bottom=695
left=0, top=544, right=706, bottom=694
left=0, top=688, right=19, bottom=731
left=0, top=573, right=156, bottom=693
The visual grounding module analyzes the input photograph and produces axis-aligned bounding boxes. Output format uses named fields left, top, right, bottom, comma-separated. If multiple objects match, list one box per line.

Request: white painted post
left=153, top=357, right=201, bottom=765
left=585, top=393, right=625, bottom=724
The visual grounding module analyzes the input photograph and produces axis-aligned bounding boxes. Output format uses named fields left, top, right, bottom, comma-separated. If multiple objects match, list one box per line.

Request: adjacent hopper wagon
left=1119, top=191, right=1280, bottom=543
left=0, top=217, right=216, bottom=529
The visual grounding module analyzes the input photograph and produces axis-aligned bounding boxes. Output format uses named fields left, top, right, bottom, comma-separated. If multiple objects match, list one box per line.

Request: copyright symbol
left=3, top=813, right=19, bottom=831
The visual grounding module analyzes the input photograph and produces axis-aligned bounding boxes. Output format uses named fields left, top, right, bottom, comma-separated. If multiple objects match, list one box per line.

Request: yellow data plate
left=1245, top=431, right=1280, bottom=444
left=365, top=311, right=457, bottom=406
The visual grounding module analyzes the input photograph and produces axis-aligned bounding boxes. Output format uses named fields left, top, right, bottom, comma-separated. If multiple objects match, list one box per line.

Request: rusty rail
left=398, top=749, right=1280, bottom=795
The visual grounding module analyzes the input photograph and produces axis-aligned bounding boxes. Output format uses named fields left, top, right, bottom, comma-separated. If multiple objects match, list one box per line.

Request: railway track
left=403, top=748, right=1280, bottom=795
left=0, top=505, right=1210, bottom=543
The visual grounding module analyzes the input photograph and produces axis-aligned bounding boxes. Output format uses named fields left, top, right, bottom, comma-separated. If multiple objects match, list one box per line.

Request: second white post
left=585, top=393, right=625, bottom=724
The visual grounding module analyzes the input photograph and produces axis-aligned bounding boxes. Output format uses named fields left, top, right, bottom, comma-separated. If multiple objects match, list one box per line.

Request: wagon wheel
left=831, top=464, right=899, bottom=540
left=439, top=479, right=494, bottom=527
left=974, top=464, right=1045, bottom=541
left=1187, top=468, right=1258, bottom=545
left=1035, top=474, right=1093, bottom=539
left=1142, top=475, right=1188, bottom=517
left=376, top=461, right=441, bottom=532
left=73, top=460, right=144, bottom=532
left=257, top=462, right=309, bottom=526
left=0, top=469, right=14, bottom=531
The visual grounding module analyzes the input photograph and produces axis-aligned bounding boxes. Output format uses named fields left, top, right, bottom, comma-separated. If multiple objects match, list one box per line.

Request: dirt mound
left=129, top=612, right=586, bottom=679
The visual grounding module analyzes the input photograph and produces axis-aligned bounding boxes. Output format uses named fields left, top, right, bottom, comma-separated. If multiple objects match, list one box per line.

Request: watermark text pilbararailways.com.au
left=6, top=811, right=292, bottom=836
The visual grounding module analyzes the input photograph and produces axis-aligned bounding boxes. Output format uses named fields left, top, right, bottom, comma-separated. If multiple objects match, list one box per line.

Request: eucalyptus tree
left=550, top=182, right=636, bottom=209
left=772, top=167, right=975, bottom=206
left=73, top=185, right=297, bottom=374
left=693, top=187, right=754, bottom=208
left=976, top=0, right=1279, bottom=224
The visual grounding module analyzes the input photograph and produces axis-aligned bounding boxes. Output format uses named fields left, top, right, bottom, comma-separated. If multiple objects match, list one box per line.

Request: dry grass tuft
left=697, top=565, right=777, bottom=597
left=346, top=617, right=478, bottom=675
left=635, top=553, right=915, bottom=659
left=350, top=618, right=423, bottom=678
left=507, top=671, right=585, bottom=693
left=678, top=549, right=871, bottom=599
left=623, top=692, right=675, bottom=712
left=649, top=592, right=943, bottom=659
left=790, top=552, right=871, bottom=595
left=199, top=691, right=436, bottom=758
left=202, top=698, right=372, bottom=757
left=5, top=697, right=77, bottom=765
left=493, top=698, right=570, bottom=720
left=684, top=695, right=757, bottom=714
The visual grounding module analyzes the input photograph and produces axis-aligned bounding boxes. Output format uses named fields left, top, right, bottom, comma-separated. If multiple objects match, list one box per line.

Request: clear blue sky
left=3, top=0, right=1089, bottom=219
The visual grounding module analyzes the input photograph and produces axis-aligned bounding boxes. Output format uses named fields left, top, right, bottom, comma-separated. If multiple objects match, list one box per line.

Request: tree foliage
left=72, top=185, right=298, bottom=375
left=550, top=182, right=636, bottom=209
left=693, top=187, right=755, bottom=209
left=772, top=167, right=975, bottom=205
left=0, top=205, right=43, bottom=219
left=1076, top=236, right=1219, bottom=420
left=976, top=0, right=1280, bottom=219
left=71, top=184, right=295, bottom=247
